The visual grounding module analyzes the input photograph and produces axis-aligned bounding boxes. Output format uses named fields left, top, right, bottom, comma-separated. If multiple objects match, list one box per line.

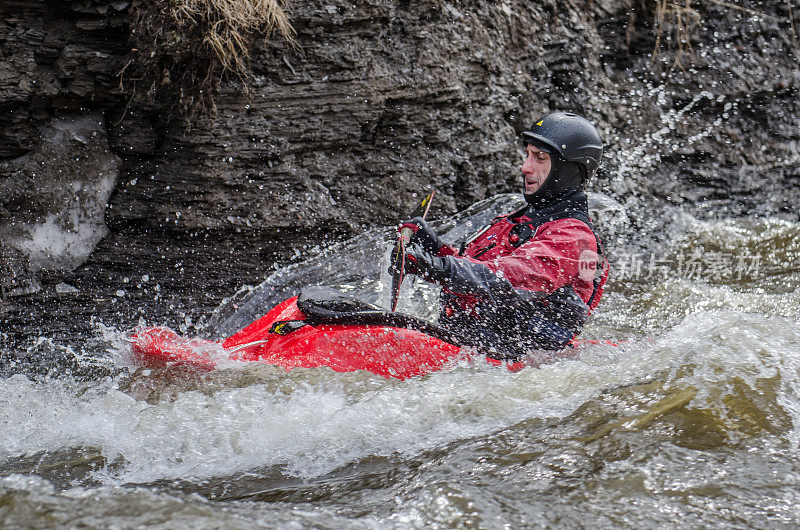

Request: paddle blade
left=409, top=189, right=435, bottom=220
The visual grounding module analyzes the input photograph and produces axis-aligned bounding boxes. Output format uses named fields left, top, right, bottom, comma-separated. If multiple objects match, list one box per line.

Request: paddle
left=390, top=190, right=436, bottom=312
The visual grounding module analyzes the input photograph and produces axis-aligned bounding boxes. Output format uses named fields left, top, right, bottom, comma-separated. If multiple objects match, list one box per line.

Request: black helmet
left=521, top=112, right=603, bottom=178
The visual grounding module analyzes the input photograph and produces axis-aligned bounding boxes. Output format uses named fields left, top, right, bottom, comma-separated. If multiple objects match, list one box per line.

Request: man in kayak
left=399, top=111, right=608, bottom=358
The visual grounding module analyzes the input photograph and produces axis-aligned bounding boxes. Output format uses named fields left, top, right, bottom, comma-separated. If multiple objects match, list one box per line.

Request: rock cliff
left=1, top=0, right=798, bottom=341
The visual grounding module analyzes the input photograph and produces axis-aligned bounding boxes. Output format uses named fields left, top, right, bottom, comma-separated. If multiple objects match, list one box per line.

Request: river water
left=2, top=192, right=800, bottom=528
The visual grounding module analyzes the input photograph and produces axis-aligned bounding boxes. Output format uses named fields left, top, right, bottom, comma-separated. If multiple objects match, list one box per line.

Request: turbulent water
left=3, top=194, right=800, bottom=527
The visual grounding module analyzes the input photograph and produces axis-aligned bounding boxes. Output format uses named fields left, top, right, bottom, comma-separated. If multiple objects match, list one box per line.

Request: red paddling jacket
left=432, top=192, right=608, bottom=356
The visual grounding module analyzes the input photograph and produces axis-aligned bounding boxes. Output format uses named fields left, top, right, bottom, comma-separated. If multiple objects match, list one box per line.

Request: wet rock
left=0, top=113, right=120, bottom=292
left=55, top=282, right=79, bottom=295
left=1, top=272, right=41, bottom=298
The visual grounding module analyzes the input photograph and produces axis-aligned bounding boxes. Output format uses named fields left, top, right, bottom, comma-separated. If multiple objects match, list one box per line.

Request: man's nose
left=521, top=157, right=533, bottom=173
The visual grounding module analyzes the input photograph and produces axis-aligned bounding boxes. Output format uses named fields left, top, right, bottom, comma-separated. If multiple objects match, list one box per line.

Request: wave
left=1, top=310, right=798, bottom=486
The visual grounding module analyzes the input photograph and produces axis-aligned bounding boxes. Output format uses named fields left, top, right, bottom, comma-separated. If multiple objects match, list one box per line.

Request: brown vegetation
left=123, top=0, right=295, bottom=120
left=172, top=0, right=295, bottom=73
left=649, top=0, right=785, bottom=71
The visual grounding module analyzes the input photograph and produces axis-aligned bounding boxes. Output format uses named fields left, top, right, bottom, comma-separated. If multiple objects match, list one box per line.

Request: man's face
left=521, top=143, right=552, bottom=194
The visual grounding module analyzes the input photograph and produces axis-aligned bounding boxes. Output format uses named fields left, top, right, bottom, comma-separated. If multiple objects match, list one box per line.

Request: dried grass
left=172, top=0, right=296, bottom=74
left=651, top=0, right=702, bottom=71
left=124, top=0, right=296, bottom=121
left=650, top=0, right=784, bottom=71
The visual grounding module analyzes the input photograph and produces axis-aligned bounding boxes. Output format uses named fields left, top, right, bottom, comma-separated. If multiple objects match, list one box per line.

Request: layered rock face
left=0, top=1, right=126, bottom=295
left=0, top=0, right=798, bottom=333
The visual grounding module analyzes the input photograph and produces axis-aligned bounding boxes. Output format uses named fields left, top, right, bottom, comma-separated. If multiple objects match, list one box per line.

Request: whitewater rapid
left=2, top=197, right=800, bottom=527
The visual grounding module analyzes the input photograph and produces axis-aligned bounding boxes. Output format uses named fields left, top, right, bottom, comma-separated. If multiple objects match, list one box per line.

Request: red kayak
left=128, top=288, right=616, bottom=380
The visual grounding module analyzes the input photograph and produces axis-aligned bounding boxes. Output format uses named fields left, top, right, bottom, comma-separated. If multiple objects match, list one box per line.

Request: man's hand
left=404, top=242, right=447, bottom=283
left=399, top=217, right=442, bottom=254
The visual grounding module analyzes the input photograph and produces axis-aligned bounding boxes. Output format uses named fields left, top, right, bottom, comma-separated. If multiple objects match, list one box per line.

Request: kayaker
left=399, top=111, right=608, bottom=358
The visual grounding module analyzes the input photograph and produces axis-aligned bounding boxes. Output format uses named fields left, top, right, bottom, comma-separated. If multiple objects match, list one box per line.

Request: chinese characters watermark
left=611, top=250, right=762, bottom=281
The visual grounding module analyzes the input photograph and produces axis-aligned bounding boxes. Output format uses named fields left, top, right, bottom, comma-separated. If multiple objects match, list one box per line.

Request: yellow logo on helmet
left=536, top=120, right=544, bottom=126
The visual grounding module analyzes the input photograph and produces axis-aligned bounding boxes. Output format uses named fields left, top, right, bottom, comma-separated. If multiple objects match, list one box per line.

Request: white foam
left=0, top=356, right=612, bottom=484
left=0, top=337, right=681, bottom=484
left=4, top=309, right=800, bottom=485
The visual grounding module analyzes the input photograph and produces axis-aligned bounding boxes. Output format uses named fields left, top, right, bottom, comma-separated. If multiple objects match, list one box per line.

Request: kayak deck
left=129, top=289, right=615, bottom=379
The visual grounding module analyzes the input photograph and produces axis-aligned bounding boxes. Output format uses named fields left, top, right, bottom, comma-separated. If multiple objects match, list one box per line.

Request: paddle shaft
left=390, top=191, right=435, bottom=311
